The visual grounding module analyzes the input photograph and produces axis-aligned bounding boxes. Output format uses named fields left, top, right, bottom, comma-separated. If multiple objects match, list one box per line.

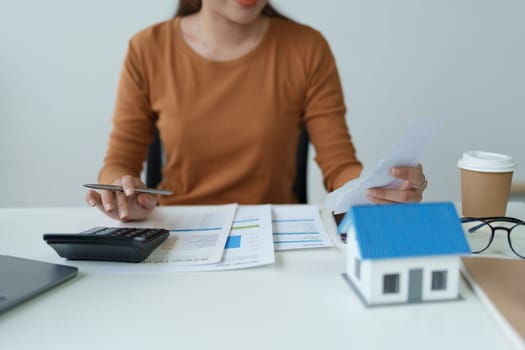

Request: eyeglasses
left=461, top=216, right=525, bottom=258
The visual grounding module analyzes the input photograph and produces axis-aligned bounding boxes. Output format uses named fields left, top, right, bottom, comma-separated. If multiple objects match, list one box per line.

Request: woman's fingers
left=367, top=187, right=423, bottom=203
left=86, top=176, right=155, bottom=222
left=391, top=164, right=426, bottom=189
left=137, top=193, right=158, bottom=209
left=120, top=176, right=157, bottom=213
left=121, top=175, right=141, bottom=197
left=115, top=190, right=131, bottom=220
left=367, top=164, right=427, bottom=204
left=85, top=189, right=99, bottom=207
left=100, top=187, right=117, bottom=213
left=86, top=189, right=120, bottom=220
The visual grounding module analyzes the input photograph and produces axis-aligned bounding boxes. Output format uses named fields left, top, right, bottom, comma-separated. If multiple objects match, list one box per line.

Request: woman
left=86, top=0, right=427, bottom=221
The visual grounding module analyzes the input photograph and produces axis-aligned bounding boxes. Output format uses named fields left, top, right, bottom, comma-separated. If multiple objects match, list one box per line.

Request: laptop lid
left=0, top=255, right=78, bottom=314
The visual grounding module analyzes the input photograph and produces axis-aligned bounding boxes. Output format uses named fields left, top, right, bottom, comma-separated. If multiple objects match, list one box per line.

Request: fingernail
left=120, top=210, right=127, bottom=219
left=125, top=188, right=133, bottom=196
left=88, top=199, right=96, bottom=207
left=391, top=168, right=400, bottom=176
left=104, top=203, right=113, bottom=211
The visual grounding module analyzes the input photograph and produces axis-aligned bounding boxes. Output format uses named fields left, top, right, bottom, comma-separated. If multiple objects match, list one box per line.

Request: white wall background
left=1, top=0, right=524, bottom=207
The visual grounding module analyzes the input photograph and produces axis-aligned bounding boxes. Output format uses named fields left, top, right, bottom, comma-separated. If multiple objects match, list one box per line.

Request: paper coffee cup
left=458, top=151, right=516, bottom=217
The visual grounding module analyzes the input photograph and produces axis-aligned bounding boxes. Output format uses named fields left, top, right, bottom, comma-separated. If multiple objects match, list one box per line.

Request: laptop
left=0, top=255, right=78, bottom=314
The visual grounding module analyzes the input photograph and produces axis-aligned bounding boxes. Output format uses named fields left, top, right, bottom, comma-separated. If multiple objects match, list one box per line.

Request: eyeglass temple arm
left=461, top=216, right=525, bottom=233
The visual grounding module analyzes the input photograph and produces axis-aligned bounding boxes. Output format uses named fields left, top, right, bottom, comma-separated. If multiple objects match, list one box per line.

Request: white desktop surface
left=1, top=203, right=523, bottom=350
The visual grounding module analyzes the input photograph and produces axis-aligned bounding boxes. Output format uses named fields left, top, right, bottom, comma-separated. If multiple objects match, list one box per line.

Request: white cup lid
left=458, top=150, right=516, bottom=173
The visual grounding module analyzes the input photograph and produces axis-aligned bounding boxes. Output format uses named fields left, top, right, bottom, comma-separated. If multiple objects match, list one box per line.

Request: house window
left=354, top=258, right=361, bottom=279
left=431, top=270, right=448, bottom=290
left=383, top=274, right=400, bottom=294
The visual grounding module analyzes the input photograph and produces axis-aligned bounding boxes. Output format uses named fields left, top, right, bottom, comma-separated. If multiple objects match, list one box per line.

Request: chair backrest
left=293, top=126, right=309, bottom=204
left=145, top=125, right=309, bottom=203
left=145, top=126, right=163, bottom=190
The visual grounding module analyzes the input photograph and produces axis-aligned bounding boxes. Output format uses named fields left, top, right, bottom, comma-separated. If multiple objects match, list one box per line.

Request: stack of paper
left=102, top=204, right=332, bottom=273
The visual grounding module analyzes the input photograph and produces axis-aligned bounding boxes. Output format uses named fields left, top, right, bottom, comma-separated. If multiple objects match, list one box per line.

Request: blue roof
left=347, top=202, right=470, bottom=259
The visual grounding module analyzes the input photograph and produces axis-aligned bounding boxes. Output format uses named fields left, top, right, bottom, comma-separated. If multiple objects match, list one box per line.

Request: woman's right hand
left=85, top=175, right=157, bottom=221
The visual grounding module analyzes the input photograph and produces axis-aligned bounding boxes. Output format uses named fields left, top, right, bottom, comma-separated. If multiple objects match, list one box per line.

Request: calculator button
left=82, top=227, right=106, bottom=235
left=113, top=229, right=130, bottom=236
left=145, top=229, right=163, bottom=239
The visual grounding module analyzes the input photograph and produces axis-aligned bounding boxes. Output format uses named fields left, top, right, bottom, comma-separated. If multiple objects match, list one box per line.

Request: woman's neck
left=180, top=11, right=269, bottom=61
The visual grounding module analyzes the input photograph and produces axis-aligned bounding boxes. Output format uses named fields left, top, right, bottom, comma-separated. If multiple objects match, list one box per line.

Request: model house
left=341, top=202, right=470, bottom=306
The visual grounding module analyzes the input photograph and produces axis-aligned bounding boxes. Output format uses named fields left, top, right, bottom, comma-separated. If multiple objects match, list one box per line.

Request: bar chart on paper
left=182, top=205, right=275, bottom=271
left=99, top=205, right=273, bottom=273
left=271, top=205, right=333, bottom=250
left=104, top=204, right=238, bottom=267
left=225, top=235, right=241, bottom=249
left=225, top=216, right=259, bottom=249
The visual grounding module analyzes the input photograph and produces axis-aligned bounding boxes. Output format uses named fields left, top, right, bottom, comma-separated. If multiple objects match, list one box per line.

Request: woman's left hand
left=366, top=164, right=427, bottom=204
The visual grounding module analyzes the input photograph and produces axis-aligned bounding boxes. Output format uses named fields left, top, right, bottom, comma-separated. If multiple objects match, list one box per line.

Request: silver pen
left=83, top=184, right=173, bottom=196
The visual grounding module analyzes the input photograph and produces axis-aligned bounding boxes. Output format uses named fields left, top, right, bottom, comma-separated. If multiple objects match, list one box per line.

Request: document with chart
left=99, top=204, right=274, bottom=273
left=179, top=205, right=274, bottom=271
left=272, top=205, right=333, bottom=250
left=106, top=204, right=237, bottom=266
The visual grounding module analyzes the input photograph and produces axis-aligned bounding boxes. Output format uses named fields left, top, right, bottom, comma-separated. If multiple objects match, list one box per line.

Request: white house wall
left=346, top=235, right=372, bottom=299
left=346, top=225, right=463, bottom=305
left=369, top=256, right=460, bottom=304
left=421, top=258, right=460, bottom=302
left=369, top=258, right=409, bottom=304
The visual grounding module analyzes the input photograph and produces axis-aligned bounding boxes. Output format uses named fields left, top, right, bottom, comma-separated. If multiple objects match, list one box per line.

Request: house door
left=408, top=269, right=423, bottom=302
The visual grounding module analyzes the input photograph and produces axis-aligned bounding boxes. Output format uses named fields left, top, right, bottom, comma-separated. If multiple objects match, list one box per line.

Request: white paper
left=272, top=205, right=333, bottom=250
left=104, top=204, right=237, bottom=266
left=179, top=205, right=275, bottom=271
left=96, top=204, right=276, bottom=274
left=325, top=119, right=437, bottom=215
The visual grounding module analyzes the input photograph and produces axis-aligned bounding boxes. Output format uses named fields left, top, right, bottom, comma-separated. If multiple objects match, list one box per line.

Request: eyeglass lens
left=462, top=218, right=525, bottom=258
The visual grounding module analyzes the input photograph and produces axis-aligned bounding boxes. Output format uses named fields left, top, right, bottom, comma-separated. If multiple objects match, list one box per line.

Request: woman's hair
left=175, top=0, right=289, bottom=19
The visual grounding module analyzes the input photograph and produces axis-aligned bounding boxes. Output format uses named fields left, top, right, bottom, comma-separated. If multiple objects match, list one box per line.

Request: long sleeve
left=303, top=32, right=362, bottom=191
left=98, top=38, right=155, bottom=184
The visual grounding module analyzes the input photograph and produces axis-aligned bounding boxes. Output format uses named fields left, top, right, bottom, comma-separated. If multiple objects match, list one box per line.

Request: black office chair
left=145, top=126, right=163, bottom=190
left=145, top=125, right=309, bottom=203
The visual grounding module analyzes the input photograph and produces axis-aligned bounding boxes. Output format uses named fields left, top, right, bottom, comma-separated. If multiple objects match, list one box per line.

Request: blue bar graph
left=225, top=235, right=241, bottom=249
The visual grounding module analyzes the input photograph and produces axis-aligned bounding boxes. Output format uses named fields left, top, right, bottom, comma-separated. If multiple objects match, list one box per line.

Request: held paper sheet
left=325, top=119, right=436, bottom=215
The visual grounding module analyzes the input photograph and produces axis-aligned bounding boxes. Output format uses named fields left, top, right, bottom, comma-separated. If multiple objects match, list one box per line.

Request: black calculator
left=43, top=227, right=170, bottom=263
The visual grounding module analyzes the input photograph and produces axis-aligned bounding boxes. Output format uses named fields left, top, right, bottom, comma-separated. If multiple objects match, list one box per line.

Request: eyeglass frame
left=460, top=216, right=525, bottom=259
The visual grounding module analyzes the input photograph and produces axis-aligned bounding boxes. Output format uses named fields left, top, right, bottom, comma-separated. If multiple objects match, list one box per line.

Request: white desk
left=1, top=203, right=523, bottom=350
